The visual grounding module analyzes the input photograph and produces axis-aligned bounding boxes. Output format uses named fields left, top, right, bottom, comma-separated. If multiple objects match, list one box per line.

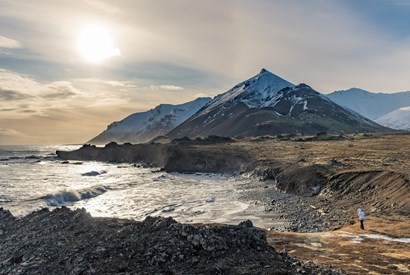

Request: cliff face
left=57, top=139, right=252, bottom=174
left=58, top=143, right=172, bottom=168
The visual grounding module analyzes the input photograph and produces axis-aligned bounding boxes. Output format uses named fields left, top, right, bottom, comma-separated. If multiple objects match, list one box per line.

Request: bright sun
left=76, top=25, right=120, bottom=63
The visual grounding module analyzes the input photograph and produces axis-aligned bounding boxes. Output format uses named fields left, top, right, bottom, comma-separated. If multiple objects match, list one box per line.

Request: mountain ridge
left=327, top=88, right=410, bottom=120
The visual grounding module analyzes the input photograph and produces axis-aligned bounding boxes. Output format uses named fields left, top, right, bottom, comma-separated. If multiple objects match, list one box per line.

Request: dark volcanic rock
left=0, top=207, right=339, bottom=274
left=0, top=207, right=15, bottom=230
left=57, top=141, right=252, bottom=174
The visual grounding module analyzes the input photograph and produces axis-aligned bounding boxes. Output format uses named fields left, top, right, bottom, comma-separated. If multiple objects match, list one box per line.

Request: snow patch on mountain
left=376, top=107, right=410, bottom=131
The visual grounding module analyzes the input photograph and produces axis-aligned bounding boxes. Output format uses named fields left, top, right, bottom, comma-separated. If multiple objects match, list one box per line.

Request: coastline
left=2, top=133, right=410, bottom=273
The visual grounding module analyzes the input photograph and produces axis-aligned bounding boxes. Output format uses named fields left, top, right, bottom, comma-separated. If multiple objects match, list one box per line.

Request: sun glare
left=76, top=25, right=120, bottom=63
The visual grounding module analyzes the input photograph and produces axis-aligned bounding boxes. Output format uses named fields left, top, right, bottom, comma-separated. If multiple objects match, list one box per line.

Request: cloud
left=0, top=35, right=22, bottom=49
left=0, top=88, right=32, bottom=100
left=0, top=70, right=85, bottom=117
left=0, top=128, right=23, bottom=136
left=2, top=0, right=410, bottom=144
left=149, top=85, right=184, bottom=91
left=105, top=80, right=125, bottom=87
left=73, top=78, right=126, bottom=87
left=0, top=108, right=17, bottom=112
left=83, top=0, right=123, bottom=14
left=1, top=1, right=410, bottom=93
left=44, top=81, right=82, bottom=99
left=88, top=97, right=129, bottom=107
left=0, top=128, right=28, bottom=145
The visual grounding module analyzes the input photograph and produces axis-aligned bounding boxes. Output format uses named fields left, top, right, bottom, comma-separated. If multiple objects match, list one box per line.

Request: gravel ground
left=237, top=179, right=351, bottom=233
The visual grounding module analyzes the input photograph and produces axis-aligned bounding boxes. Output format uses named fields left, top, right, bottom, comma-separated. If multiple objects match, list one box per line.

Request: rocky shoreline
left=56, top=134, right=410, bottom=232
left=0, top=207, right=341, bottom=274
left=34, top=134, right=409, bottom=273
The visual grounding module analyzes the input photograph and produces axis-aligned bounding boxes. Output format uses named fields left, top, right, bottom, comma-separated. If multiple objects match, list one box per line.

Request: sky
left=0, top=0, right=410, bottom=145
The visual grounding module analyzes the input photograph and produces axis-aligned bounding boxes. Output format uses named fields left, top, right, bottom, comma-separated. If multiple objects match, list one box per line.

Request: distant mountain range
left=88, top=69, right=402, bottom=145
left=88, top=97, right=211, bottom=144
left=376, top=107, right=410, bottom=131
left=327, top=88, right=410, bottom=129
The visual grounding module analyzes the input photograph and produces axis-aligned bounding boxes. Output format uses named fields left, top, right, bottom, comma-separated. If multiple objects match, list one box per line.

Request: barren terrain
left=53, top=133, right=410, bottom=273
left=268, top=216, right=410, bottom=274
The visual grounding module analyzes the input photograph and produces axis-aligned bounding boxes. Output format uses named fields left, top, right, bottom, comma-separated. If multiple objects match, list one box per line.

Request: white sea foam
left=0, top=145, right=281, bottom=229
left=42, top=185, right=108, bottom=206
left=81, top=170, right=107, bottom=176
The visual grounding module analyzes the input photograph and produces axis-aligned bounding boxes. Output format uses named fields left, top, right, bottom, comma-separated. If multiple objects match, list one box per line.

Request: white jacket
left=358, top=210, right=365, bottom=220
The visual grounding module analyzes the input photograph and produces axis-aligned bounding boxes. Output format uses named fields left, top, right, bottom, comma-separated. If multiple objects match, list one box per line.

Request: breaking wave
left=42, top=185, right=108, bottom=206
left=81, top=170, right=107, bottom=176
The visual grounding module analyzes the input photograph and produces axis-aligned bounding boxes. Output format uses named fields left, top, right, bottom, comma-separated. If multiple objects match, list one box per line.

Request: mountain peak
left=259, top=68, right=269, bottom=74
left=193, top=70, right=295, bottom=118
left=253, top=68, right=293, bottom=87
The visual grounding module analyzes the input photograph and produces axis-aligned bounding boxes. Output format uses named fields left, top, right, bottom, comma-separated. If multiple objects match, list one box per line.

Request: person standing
left=357, top=208, right=365, bottom=230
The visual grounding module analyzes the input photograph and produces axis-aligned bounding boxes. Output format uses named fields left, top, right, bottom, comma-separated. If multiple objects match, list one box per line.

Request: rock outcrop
left=0, top=207, right=339, bottom=274
left=57, top=138, right=252, bottom=174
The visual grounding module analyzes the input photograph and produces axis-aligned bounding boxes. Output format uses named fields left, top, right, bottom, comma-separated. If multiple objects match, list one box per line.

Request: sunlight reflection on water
left=0, top=146, right=275, bottom=228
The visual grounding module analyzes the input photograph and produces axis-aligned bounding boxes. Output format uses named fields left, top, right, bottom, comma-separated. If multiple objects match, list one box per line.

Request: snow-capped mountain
left=197, top=68, right=294, bottom=116
left=88, top=97, right=211, bottom=144
left=167, top=69, right=387, bottom=138
left=376, top=107, right=410, bottom=131
left=327, top=88, right=410, bottom=120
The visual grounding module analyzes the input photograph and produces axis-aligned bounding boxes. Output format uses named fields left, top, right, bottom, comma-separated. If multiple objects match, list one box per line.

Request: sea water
left=0, top=145, right=273, bottom=228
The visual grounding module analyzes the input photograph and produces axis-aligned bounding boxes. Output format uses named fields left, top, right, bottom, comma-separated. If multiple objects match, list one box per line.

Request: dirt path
left=267, top=216, right=410, bottom=274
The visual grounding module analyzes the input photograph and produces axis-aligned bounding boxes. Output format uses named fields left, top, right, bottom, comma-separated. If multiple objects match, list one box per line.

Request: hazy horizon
left=1, top=0, right=410, bottom=145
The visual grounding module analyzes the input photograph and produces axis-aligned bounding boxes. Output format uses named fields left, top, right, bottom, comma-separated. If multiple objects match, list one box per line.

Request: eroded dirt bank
left=0, top=207, right=340, bottom=274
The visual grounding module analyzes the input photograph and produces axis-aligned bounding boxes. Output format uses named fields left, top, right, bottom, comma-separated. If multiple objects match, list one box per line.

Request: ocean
left=0, top=145, right=273, bottom=228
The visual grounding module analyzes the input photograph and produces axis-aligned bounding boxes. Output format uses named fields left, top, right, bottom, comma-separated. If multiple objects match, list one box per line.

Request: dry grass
left=232, top=133, right=410, bottom=174
left=268, top=216, right=410, bottom=274
left=239, top=134, right=410, bottom=274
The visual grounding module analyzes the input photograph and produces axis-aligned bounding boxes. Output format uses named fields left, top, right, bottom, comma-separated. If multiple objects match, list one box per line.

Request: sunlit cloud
left=73, top=78, right=126, bottom=87
left=88, top=97, right=130, bottom=107
left=0, top=128, right=23, bottom=137
left=0, top=35, right=22, bottom=49
left=0, top=88, right=31, bottom=101
left=0, top=128, right=25, bottom=145
left=83, top=0, right=123, bottom=14
left=149, top=85, right=184, bottom=91
left=0, top=70, right=84, bottom=117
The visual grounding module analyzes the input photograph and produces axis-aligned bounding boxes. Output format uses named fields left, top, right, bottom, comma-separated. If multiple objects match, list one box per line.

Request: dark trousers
left=360, top=220, right=364, bottom=230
